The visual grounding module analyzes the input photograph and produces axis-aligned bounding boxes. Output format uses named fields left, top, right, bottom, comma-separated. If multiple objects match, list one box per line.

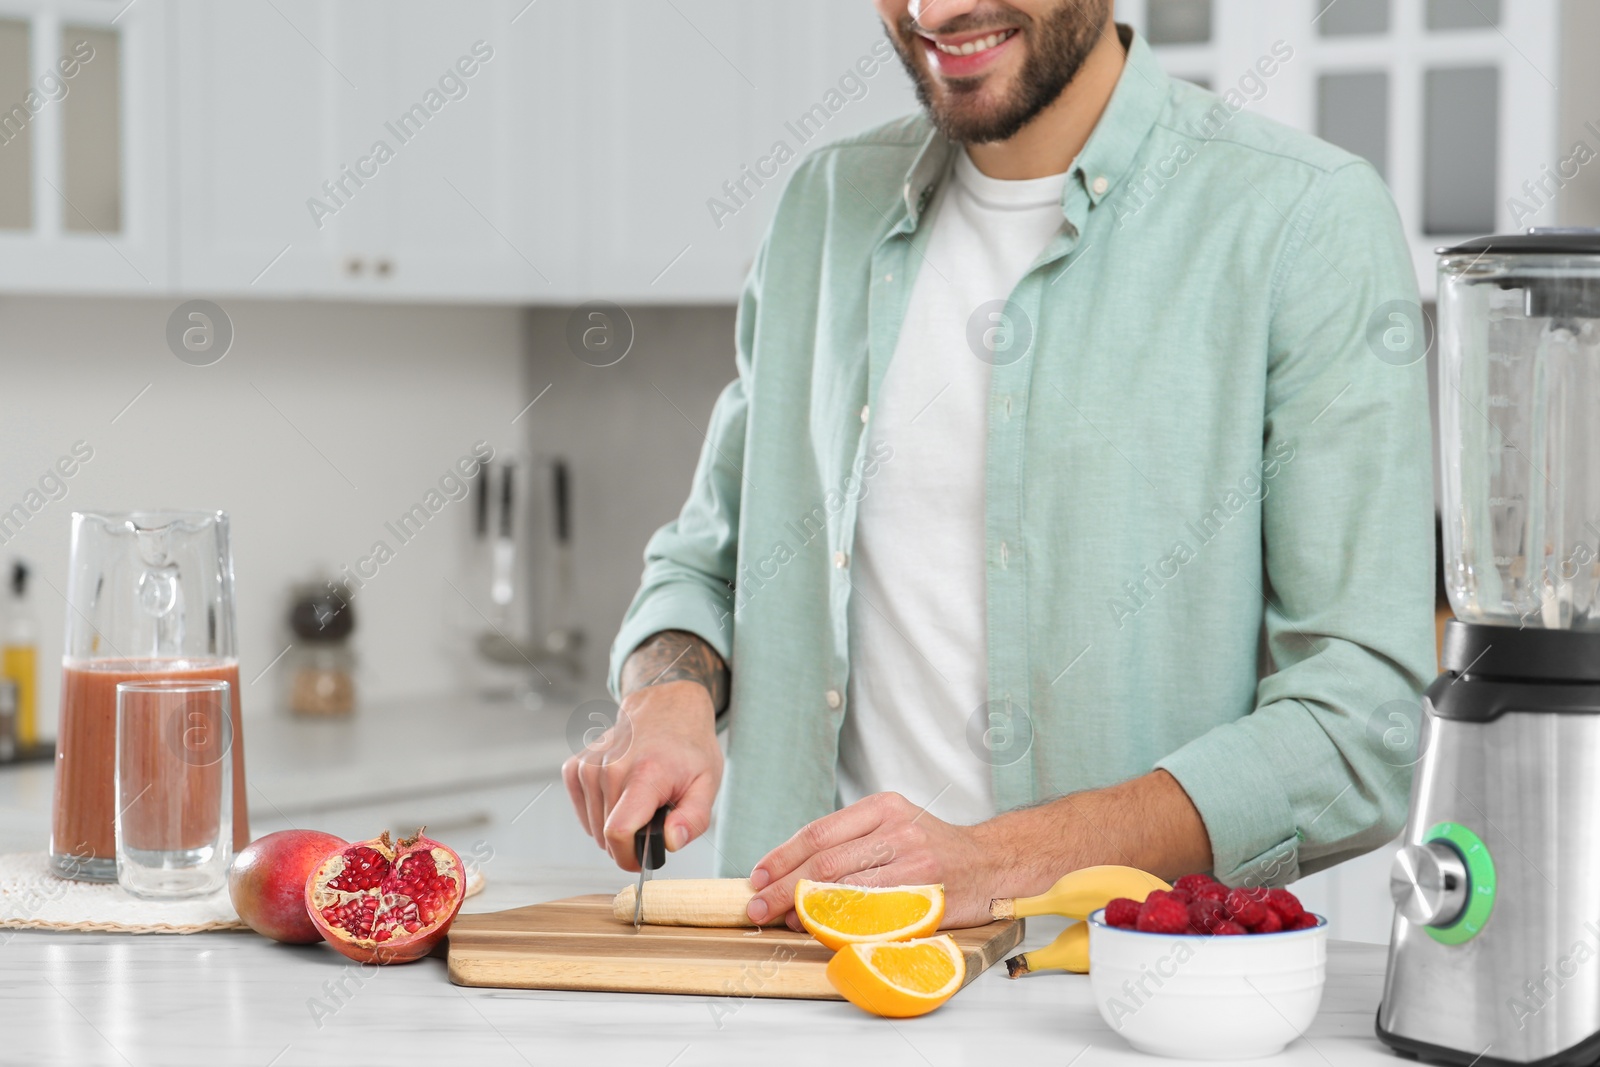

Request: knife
left=633, top=805, right=670, bottom=930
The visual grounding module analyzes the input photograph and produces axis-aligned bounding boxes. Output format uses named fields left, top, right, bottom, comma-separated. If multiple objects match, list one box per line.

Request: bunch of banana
left=993, top=865, right=1170, bottom=977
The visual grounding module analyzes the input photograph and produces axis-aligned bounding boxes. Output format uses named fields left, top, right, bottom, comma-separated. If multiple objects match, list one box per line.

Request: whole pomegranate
left=228, top=829, right=348, bottom=943
left=306, top=828, right=466, bottom=964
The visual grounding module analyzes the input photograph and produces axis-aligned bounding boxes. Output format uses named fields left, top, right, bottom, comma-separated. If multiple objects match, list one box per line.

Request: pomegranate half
left=305, top=829, right=466, bottom=964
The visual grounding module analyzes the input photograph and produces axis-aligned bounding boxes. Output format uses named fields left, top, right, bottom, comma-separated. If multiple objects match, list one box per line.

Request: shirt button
left=884, top=273, right=894, bottom=282
left=825, top=689, right=843, bottom=709
left=834, top=550, right=849, bottom=569
left=859, top=404, right=870, bottom=424
left=1092, top=175, right=1109, bottom=195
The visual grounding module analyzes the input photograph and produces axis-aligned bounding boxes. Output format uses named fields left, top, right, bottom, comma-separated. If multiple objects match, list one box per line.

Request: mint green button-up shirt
left=610, top=29, right=1435, bottom=889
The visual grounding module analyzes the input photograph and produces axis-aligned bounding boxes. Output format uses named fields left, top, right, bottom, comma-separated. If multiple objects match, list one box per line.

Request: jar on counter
left=286, top=581, right=355, bottom=717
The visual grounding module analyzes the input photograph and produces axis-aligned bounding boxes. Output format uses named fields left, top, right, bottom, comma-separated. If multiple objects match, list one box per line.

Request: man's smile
left=915, top=24, right=1022, bottom=79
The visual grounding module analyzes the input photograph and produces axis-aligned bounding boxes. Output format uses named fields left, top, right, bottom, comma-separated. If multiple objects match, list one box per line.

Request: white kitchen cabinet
left=169, top=0, right=333, bottom=296
left=0, top=0, right=169, bottom=293
left=172, top=0, right=543, bottom=303
left=171, top=0, right=918, bottom=305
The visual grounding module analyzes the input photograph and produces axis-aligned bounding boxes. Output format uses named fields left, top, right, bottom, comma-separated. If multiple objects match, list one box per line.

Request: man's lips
left=917, top=26, right=1020, bottom=79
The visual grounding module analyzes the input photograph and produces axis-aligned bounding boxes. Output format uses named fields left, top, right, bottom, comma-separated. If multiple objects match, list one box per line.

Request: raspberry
left=1193, top=881, right=1229, bottom=903
left=1225, top=888, right=1268, bottom=927
left=1214, top=920, right=1248, bottom=935
left=1251, top=908, right=1284, bottom=934
left=1188, top=897, right=1228, bottom=934
left=1136, top=893, right=1191, bottom=934
left=1167, top=888, right=1193, bottom=906
left=1173, top=873, right=1216, bottom=896
left=1266, top=888, right=1305, bottom=924
left=1104, top=897, right=1142, bottom=928
left=1291, top=912, right=1320, bottom=930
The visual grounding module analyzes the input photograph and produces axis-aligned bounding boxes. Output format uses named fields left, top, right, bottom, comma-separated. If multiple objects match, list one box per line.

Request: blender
left=1378, top=231, right=1600, bottom=1065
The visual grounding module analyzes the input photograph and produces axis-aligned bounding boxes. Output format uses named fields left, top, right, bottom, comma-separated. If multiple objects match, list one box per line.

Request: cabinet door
left=171, top=0, right=345, bottom=294
left=0, top=0, right=169, bottom=293
left=323, top=0, right=546, bottom=303
left=551, top=0, right=756, bottom=304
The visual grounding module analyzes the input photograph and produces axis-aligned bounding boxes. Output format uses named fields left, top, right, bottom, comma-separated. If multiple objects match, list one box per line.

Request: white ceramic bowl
left=1087, top=908, right=1328, bottom=1060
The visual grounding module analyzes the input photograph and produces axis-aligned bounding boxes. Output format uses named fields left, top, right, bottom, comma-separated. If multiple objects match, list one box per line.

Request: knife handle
left=635, top=806, right=669, bottom=871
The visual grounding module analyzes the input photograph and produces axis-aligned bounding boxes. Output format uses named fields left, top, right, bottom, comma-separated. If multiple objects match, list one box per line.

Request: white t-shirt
left=838, top=150, right=1071, bottom=825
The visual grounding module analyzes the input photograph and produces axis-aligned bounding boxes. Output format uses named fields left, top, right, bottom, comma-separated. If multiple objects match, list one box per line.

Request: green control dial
left=1424, top=821, right=1495, bottom=945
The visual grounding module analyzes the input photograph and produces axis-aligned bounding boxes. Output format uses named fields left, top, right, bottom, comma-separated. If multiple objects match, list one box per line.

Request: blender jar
left=1438, top=232, right=1600, bottom=630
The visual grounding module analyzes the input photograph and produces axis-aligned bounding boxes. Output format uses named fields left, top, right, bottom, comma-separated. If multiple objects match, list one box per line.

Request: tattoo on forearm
left=622, top=630, right=730, bottom=713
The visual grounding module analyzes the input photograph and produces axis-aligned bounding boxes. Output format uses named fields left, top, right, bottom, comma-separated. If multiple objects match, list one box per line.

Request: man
left=562, top=0, right=1434, bottom=929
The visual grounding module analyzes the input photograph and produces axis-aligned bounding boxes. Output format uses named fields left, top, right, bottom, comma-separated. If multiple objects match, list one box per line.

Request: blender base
left=1378, top=1010, right=1600, bottom=1067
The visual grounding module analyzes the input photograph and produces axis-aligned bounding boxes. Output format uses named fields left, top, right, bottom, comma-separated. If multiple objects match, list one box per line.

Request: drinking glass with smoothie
left=51, top=511, right=250, bottom=882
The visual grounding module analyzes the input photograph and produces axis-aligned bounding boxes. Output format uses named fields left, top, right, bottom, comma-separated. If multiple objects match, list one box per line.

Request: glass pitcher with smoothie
left=51, top=511, right=250, bottom=882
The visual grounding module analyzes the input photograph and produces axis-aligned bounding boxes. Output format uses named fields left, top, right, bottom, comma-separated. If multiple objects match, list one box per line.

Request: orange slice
left=794, top=880, right=945, bottom=950
left=825, top=935, right=966, bottom=1018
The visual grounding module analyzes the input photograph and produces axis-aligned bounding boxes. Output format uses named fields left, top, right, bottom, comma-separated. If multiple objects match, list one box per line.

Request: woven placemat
left=0, top=851, right=485, bottom=934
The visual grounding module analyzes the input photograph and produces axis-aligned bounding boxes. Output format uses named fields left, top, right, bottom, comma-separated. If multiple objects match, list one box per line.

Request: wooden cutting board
left=447, top=894, right=1024, bottom=999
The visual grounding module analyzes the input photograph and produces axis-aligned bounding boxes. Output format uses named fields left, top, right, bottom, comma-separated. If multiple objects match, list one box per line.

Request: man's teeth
left=934, top=29, right=1016, bottom=57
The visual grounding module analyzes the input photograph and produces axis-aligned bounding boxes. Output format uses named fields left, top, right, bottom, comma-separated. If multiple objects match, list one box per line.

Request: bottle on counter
left=286, top=580, right=356, bottom=716
left=2, top=560, right=37, bottom=750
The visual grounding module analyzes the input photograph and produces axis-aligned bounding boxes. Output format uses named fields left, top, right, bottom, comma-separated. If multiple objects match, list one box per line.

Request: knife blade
left=633, top=805, right=670, bottom=930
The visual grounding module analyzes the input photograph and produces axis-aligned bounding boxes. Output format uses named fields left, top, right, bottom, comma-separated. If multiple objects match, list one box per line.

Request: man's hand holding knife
left=561, top=630, right=728, bottom=872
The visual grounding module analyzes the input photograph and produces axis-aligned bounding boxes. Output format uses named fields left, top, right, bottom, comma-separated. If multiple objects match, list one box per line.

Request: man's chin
left=925, top=93, right=1024, bottom=144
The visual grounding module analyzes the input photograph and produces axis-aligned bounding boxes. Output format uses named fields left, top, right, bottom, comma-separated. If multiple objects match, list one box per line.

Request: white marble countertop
left=0, top=860, right=1403, bottom=1067
left=242, top=691, right=585, bottom=816
left=0, top=696, right=1407, bottom=1065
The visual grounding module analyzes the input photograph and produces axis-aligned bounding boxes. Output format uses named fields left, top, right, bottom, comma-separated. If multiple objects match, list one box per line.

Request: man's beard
left=889, top=1, right=1110, bottom=144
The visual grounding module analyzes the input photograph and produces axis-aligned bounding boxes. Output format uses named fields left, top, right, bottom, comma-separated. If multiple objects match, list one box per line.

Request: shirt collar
left=898, top=24, right=1170, bottom=226
left=1074, top=26, right=1168, bottom=208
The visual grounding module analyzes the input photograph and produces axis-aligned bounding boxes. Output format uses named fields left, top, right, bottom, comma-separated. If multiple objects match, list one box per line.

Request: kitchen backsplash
left=519, top=304, right=738, bottom=689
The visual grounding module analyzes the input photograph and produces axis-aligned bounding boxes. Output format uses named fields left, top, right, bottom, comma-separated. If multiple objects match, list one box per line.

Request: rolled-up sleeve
left=1157, top=160, right=1437, bottom=886
left=606, top=245, right=764, bottom=698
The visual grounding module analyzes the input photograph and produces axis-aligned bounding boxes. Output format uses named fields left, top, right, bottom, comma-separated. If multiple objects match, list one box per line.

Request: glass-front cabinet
left=0, top=0, right=168, bottom=292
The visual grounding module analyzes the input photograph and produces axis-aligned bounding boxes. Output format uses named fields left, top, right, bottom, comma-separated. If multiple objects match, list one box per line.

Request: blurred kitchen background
left=0, top=0, right=1595, bottom=939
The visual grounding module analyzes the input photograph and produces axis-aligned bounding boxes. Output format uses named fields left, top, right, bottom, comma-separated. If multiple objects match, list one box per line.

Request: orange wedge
left=825, top=935, right=966, bottom=1017
left=794, top=880, right=945, bottom=950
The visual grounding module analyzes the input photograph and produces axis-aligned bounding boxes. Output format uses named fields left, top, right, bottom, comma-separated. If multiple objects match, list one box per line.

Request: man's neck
left=964, top=21, right=1127, bottom=181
